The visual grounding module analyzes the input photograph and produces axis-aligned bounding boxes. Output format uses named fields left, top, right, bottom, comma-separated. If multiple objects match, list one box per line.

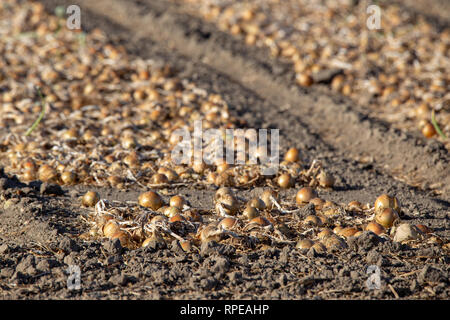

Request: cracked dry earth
left=0, top=0, right=449, bottom=300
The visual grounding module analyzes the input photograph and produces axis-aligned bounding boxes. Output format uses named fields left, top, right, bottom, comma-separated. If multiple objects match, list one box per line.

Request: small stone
left=25, top=265, right=37, bottom=275
left=0, top=267, right=14, bottom=278
left=237, top=255, right=248, bottom=265
left=63, top=255, right=76, bottom=266
left=228, top=271, right=243, bottom=284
